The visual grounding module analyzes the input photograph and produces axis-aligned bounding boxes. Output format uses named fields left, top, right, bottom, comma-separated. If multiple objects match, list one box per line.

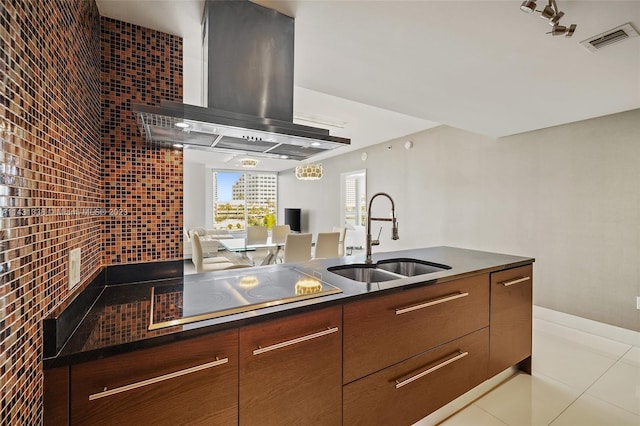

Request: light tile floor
left=439, top=318, right=640, bottom=426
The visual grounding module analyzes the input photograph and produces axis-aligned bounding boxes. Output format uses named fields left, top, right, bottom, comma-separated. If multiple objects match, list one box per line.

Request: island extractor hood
left=133, top=0, right=350, bottom=161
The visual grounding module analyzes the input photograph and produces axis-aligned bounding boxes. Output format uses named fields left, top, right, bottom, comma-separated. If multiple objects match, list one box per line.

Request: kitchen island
left=43, top=246, right=534, bottom=425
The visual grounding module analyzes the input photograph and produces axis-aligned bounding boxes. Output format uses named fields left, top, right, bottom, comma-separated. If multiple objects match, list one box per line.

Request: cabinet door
left=343, top=274, right=489, bottom=383
left=239, top=306, right=342, bottom=426
left=71, top=330, right=238, bottom=426
left=44, top=367, right=69, bottom=426
left=344, top=327, right=489, bottom=426
left=490, top=264, right=533, bottom=375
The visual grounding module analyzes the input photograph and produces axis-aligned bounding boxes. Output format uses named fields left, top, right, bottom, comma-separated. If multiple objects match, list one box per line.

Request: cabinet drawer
left=490, top=264, right=533, bottom=375
left=239, top=306, right=342, bottom=426
left=71, top=330, right=238, bottom=426
left=344, top=327, right=489, bottom=426
left=344, top=274, right=489, bottom=383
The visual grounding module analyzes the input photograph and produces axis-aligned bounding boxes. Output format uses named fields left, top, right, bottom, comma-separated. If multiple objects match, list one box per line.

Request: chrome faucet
left=366, top=192, right=399, bottom=264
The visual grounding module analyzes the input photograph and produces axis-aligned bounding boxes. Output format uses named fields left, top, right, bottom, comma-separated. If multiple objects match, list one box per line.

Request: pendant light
left=295, top=163, right=323, bottom=180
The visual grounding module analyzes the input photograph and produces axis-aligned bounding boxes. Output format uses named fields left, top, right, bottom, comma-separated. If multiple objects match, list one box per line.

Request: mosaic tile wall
left=0, top=1, right=102, bottom=424
left=1, top=4, right=184, bottom=424
left=100, top=17, right=183, bottom=265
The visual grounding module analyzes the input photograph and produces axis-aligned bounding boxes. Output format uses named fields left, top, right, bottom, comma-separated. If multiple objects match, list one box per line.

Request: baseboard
left=534, top=305, right=640, bottom=347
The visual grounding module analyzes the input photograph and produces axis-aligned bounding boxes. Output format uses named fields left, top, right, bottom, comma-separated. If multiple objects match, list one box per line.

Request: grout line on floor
left=583, top=347, right=640, bottom=417
left=470, top=403, right=510, bottom=426
left=530, top=362, right=587, bottom=393
left=433, top=372, right=522, bottom=426
left=546, top=346, right=637, bottom=425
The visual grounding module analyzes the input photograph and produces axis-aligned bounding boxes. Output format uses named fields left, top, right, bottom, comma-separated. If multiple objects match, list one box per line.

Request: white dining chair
left=314, top=232, right=340, bottom=259
left=283, top=233, right=313, bottom=263
left=271, top=224, right=291, bottom=244
left=332, top=226, right=347, bottom=256
left=191, top=233, right=249, bottom=273
left=271, top=224, right=291, bottom=262
left=246, top=225, right=269, bottom=265
left=187, top=229, right=223, bottom=258
left=246, top=225, right=268, bottom=244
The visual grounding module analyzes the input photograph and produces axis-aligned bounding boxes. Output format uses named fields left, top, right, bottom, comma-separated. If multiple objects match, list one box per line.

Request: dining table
left=219, top=237, right=284, bottom=266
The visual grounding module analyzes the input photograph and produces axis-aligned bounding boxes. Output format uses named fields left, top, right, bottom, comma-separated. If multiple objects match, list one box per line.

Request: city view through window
left=212, top=171, right=277, bottom=231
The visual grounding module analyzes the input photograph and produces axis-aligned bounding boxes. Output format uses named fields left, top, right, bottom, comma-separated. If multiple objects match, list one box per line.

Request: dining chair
left=188, top=230, right=222, bottom=258
left=271, top=224, right=291, bottom=262
left=332, top=226, right=347, bottom=256
left=271, top=224, right=291, bottom=244
left=191, top=233, right=249, bottom=273
left=314, top=232, right=340, bottom=259
left=246, top=225, right=268, bottom=244
left=283, top=233, right=313, bottom=263
left=246, top=225, right=269, bottom=265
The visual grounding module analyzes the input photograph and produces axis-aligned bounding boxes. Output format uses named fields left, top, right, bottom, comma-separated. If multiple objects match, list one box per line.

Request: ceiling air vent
left=579, top=23, right=639, bottom=52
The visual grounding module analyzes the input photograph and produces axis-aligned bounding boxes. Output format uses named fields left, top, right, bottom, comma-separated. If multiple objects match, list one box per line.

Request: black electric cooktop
left=149, top=266, right=342, bottom=330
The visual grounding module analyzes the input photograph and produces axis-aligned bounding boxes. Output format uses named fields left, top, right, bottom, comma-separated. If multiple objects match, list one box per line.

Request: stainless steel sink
left=376, top=258, right=451, bottom=276
left=327, top=264, right=404, bottom=283
left=327, top=258, right=451, bottom=283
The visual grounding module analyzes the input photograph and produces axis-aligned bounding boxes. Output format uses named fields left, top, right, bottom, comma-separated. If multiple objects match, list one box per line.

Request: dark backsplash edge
left=42, top=270, right=106, bottom=359
left=105, top=260, right=183, bottom=285
left=43, top=260, right=184, bottom=358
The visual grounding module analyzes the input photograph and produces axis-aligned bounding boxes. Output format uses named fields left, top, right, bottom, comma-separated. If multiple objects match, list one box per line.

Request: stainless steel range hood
left=132, top=0, right=350, bottom=160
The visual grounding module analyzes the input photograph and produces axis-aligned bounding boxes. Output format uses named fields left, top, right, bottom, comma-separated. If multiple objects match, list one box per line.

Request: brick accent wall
left=0, top=4, right=184, bottom=424
left=100, top=17, right=183, bottom=265
left=0, top=1, right=102, bottom=424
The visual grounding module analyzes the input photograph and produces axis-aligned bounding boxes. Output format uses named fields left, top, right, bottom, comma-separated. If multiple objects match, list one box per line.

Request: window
left=212, top=171, right=277, bottom=231
left=342, top=170, right=366, bottom=228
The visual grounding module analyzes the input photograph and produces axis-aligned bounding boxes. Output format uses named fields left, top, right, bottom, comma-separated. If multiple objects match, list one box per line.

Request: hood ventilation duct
left=133, top=0, right=350, bottom=160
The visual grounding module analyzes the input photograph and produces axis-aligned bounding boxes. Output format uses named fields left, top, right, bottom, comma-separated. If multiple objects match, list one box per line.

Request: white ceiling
left=96, top=0, right=640, bottom=171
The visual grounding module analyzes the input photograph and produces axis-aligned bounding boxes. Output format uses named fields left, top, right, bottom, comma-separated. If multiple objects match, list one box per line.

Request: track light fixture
left=549, top=25, right=568, bottom=36
left=548, top=23, right=577, bottom=37
left=549, top=11, right=564, bottom=26
left=520, top=0, right=536, bottom=13
left=540, top=4, right=555, bottom=20
left=520, top=0, right=577, bottom=37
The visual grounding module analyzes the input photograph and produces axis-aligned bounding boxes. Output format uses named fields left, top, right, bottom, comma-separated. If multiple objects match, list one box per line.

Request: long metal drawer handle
left=500, top=276, right=531, bottom=287
left=88, top=357, right=229, bottom=401
left=395, top=292, right=469, bottom=315
left=394, top=351, right=469, bottom=389
left=253, top=327, right=339, bottom=355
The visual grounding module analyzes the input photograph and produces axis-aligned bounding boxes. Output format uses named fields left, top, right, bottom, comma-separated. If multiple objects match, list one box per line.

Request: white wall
left=182, top=18, right=204, bottom=107
left=279, top=109, right=640, bottom=331
left=183, top=162, right=207, bottom=229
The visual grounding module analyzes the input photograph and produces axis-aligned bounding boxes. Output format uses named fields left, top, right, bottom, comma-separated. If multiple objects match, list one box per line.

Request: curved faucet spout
left=366, top=192, right=399, bottom=264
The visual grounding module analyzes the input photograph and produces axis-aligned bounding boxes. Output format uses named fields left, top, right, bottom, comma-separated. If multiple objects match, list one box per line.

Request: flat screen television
left=284, top=208, right=301, bottom=232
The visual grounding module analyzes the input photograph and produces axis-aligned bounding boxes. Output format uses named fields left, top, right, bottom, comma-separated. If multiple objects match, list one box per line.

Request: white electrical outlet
left=69, top=248, right=81, bottom=289
left=637, top=296, right=640, bottom=310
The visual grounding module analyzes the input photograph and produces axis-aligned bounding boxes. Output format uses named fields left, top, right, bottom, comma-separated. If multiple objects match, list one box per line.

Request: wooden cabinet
left=490, top=264, right=533, bottom=375
left=70, top=330, right=238, bottom=426
left=44, top=367, right=69, bottom=426
left=47, top=259, right=533, bottom=425
left=344, top=327, right=489, bottom=426
left=239, top=306, right=342, bottom=426
left=343, top=274, right=489, bottom=383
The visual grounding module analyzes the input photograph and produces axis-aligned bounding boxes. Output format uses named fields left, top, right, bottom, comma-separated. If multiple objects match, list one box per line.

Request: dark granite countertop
left=43, top=246, right=534, bottom=368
